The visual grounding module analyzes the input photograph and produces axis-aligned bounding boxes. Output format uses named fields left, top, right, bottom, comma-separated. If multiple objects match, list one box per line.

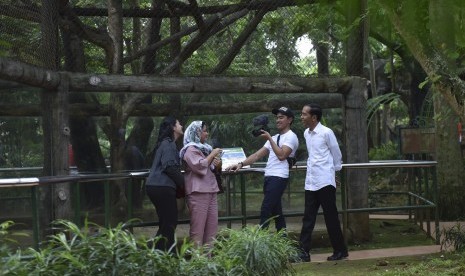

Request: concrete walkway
left=309, top=217, right=465, bottom=262
left=310, top=245, right=442, bottom=262
left=136, top=215, right=463, bottom=262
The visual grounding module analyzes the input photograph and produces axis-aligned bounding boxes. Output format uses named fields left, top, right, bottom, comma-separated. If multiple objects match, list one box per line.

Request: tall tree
left=428, top=0, right=465, bottom=219
left=343, top=0, right=370, bottom=243
left=378, top=0, right=465, bottom=219
left=40, top=0, right=72, bottom=236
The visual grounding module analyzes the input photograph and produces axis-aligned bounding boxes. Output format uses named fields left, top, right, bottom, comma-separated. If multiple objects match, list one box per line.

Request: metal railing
left=0, top=160, right=439, bottom=248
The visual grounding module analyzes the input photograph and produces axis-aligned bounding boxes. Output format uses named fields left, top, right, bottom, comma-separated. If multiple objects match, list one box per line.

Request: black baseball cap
left=272, top=106, right=294, bottom=118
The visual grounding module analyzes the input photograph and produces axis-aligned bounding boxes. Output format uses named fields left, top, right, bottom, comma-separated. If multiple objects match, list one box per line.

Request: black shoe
left=327, top=251, right=348, bottom=261
left=297, top=251, right=311, bottom=262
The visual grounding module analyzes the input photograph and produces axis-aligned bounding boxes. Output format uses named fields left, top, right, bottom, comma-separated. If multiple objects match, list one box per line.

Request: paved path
left=310, top=245, right=442, bottom=262
left=309, top=217, right=465, bottom=262
left=136, top=215, right=463, bottom=262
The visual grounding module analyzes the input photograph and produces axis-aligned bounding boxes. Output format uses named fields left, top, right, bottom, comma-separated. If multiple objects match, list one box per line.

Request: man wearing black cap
left=226, top=106, right=299, bottom=232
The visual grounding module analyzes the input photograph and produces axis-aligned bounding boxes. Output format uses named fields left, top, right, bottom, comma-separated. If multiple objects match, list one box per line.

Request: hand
left=212, top=148, right=222, bottom=157
left=213, top=156, right=222, bottom=171
left=226, top=162, right=242, bottom=172
left=335, top=173, right=341, bottom=187
left=259, top=130, right=271, bottom=140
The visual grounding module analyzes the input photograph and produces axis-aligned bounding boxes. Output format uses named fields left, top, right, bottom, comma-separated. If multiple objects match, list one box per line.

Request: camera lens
left=252, top=129, right=262, bottom=137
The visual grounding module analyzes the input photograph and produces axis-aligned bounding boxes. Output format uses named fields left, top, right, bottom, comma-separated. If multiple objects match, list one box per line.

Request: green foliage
left=0, top=220, right=297, bottom=275
left=368, top=141, right=399, bottom=160
left=366, top=93, right=401, bottom=127
left=374, top=253, right=465, bottom=276
left=21, top=219, right=178, bottom=275
left=441, top=223, right=465, bottom=252
left=213, top=225, right=299, bottom=276
left=0, top=221, right=26, bottom=275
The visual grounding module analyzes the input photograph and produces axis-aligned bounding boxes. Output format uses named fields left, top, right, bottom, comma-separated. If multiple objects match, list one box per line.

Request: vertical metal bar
left=232, top=175, right=236, bottom=209
left=341, top=170, right=348, bottom=244
left=73, top=180, right=81, bottom=227
left=30, top=186, right=40, bottom=249
left=127, top=177, right=133, bottom=222
left=416, top=167, right=423, bottom=229
left=226, top=175, right=232, bottom=228
left=104, top=181, right=110, bottom=228
left=408, top=167, right=413, bottom=221
left=424, top=167, right=431, bottom=237
left=241, top=173, right=247, bottom=227
left=432, top=166, right=440, bottom=244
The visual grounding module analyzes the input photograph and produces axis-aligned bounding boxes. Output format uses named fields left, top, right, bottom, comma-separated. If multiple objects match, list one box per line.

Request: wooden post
left=40, top=0, right=71, bottom=238
left=343, top=76, right=370, bottom=242
left=53, top=74, right=72, bottom=221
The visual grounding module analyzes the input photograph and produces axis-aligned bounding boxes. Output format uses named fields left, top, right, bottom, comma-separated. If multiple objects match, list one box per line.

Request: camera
left=251, top=114, right=270, bottom=137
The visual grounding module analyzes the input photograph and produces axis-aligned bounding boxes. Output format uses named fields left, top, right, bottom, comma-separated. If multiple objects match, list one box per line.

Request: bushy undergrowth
left=0, top=220, right=298, bottom=276
left=441, top=222, right=465, bottom=252
left=213, top=225, right=299, bottom=276
left=374, top=253, right=465, bottom=276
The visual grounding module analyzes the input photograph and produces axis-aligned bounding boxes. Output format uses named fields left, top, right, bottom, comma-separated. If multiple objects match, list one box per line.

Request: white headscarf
left=179, top=120, right=213, bottom=159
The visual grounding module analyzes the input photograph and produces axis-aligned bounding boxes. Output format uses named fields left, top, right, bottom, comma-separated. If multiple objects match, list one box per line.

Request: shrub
left=1, top=220, right=298, bottom=275
left=0, top=221, right=27, bottom=275
left=212, top=225, right=299, bottom=276
left=441, top=222, right=465, bottom=252
left=368, top=141, right=399, bottom=160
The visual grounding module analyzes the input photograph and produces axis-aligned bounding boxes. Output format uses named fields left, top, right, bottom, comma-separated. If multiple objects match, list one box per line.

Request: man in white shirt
left=297, top=103, right=348, bottom=262
left=226, top=107, right=299, bottom=232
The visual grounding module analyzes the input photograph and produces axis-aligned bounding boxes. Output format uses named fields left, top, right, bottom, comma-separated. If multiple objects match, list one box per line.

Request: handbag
left=214, top=171, right=224, bottom=194
left=176, top=184, right=185, bottom=198
left=287, top=157, right=297, bottom=169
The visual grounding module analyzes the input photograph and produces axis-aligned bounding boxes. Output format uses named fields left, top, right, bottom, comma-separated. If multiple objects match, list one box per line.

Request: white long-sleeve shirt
left=304, top=122, right=342, bottom=191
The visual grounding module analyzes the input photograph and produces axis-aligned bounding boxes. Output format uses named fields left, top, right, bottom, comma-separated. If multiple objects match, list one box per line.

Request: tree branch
left=161, top=8, right=249, bottom=74
left=212, top=8, right=267, bottom=74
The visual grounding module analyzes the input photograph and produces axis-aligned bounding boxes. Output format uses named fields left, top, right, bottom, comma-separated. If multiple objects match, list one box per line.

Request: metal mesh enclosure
left=0, top=0, right=358, bottom=77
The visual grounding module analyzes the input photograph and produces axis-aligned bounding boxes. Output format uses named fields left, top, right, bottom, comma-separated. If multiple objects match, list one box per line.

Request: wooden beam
left=0, top=57, right=353, bottom=94
left=0, top=94, right=342, bottom=117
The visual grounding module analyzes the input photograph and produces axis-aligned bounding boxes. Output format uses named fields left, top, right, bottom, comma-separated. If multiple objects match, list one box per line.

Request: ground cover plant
left=293, top=252, right=465, bottom=276
left=0, top=219, right=299, bottom=275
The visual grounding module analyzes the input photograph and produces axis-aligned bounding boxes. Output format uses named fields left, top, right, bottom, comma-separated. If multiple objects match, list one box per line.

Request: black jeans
left=146, top=185, right=178, bottom=251
left=260, top=176, right=288, bottom=231
left=299, top=185, right=347, bottom=254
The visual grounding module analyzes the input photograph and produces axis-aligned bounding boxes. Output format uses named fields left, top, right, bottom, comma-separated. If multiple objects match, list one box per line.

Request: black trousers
left=299, top=185, right=347, bottom=254
left=146, top=186, right=178, bottom=251
left=260, top=176, right=288, bottom=231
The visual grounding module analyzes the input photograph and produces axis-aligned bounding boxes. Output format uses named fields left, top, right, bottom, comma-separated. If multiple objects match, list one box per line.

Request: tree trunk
left=62, top=29, right=108, bottom=210
left=344, top=77, right=370, bottom=243
left=316, top=42, right=329, bottom=76
left=40, top=0, right=71, bottom=237
left=107, top=0, right=128, bottom=223
left=429, top=0, right=465, bottom=219
left=344, top=0, right=370, bottom=242
left=345, top=0, right=367, bottom=76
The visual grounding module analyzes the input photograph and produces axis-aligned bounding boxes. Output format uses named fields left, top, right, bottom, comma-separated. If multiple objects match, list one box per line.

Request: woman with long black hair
left=146, top=116, right=184, bottom=252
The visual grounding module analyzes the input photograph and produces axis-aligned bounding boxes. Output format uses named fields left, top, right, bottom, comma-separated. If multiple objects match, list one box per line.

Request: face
left=200, top=125, right=208, bottom=143
left=301, top=105, right=317, bottom=130
left=275, top=113, right=293, bottom=131
left=173, top=120, right=183, bottom=138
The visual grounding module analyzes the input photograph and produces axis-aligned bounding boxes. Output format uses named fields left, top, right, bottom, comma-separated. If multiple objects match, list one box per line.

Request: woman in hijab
left=146, top=116, right=184, bottom=252
left=180, top=121, right=222, bottom=247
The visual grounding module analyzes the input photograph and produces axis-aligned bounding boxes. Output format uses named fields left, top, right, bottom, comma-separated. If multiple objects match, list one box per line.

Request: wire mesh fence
left=0, top=0, right=362, bottom=77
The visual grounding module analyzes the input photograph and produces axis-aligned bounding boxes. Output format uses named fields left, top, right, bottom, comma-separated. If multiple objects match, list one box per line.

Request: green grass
left=285, top=218, right=435, bottom=256
left=294, top=252, right=465, bottom=276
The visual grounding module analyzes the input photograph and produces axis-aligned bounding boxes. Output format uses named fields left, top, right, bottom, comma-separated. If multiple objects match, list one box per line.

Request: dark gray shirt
left=146, top=138, right=183, bottom=188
